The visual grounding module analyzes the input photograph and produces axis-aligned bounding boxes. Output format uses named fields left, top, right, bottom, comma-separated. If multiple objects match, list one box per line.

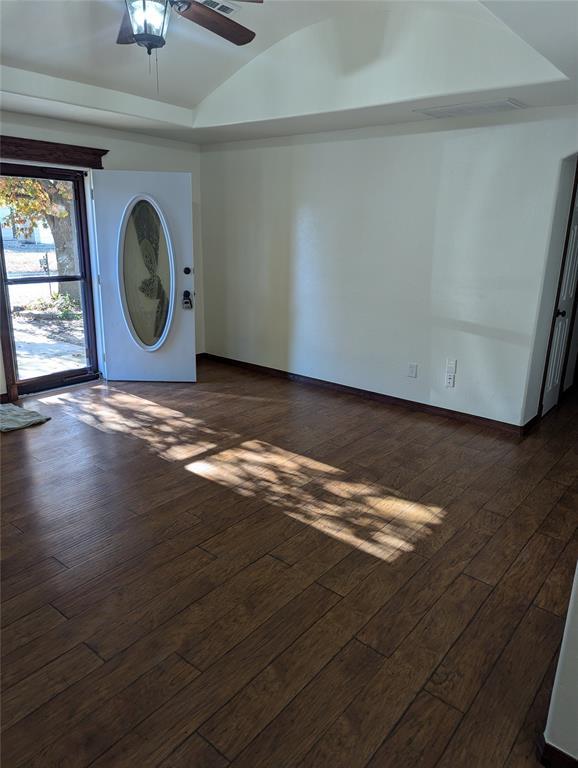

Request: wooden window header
left=0, top=135, right=109, bottom=169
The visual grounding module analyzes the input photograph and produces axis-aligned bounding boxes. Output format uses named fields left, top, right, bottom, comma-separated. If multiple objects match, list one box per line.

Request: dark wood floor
left=1, top=359, right=577, bottom=768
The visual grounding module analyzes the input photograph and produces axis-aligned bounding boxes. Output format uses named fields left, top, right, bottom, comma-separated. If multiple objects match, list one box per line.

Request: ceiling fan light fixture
left=125, top=0, right=171, bottom=54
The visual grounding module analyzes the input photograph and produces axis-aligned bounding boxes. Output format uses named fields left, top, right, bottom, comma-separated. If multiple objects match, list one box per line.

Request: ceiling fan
left=117, top=0, right=262, bottom=53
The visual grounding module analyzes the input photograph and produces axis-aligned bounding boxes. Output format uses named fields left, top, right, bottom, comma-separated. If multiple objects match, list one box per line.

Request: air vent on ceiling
left=414, top=98, right=527, bottom=119
left=200, top=0, right=238, bottom=15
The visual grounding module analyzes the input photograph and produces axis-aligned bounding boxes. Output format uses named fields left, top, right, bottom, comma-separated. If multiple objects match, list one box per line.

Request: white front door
left=542, top=193, right=578, bottom=414
left=91, top=171, right=196, bottom=382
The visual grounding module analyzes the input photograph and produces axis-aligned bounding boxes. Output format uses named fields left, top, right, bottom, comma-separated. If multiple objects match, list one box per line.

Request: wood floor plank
left=317, top=547, right=383, bottom=595
left=2, top=636, right=178, bottom=765
left=365, top=691, right=462, bottom=768
left=159, top=733, right=229, bottom=768
left=357, top=528, right=488, bottom=656
left=1, top=363, right=575, bottom=768
left=1, top=556, right=67, bottom=602
left=465, top=479, right=566, bottom=586
left=1, top=465, right=114, bottom=521
left=427, top=533, right=564, bottom=712
left=462, top=462, right=516, bottom=503
left=436, top=607, right=563, bottom=768
left=545, top=447, right=578, bottom=487
left=534, top=531, right=578, bottom=617
left=229, top=639, right=384, bottom=768
left=483, top=451, right=560, bottom=516
left=300, top=573, right=490, bottom=768
left=26, top=654, right=199, bottom=768
left=1, top=488, right=267, bottom=628
left=53, top=537, right=213, bottom=619
left=1, top=603, right=66, bottom=657
left=199, top=551, right=424, bottom=758
left=1, top=546, right=213, bottom=689
left=268, top=525, right=328, bottom=565
left=1, top=643, right=103, bottom=731
left=52, top=507, right=201, bottom=569
left=410, top=487, right=489, bottom=559
left=503, top=654, right=558, bottom=768
left=87, top=583, right=339, bottom=767
left=87, top=554, right=287, bottom=660
left=463, top=507, right=506, bottom=536
left=538, top=486, right=578, bottom=542
left=182, top=536, right=354, bottom=670
left=0, top=523, right=24, bottom=544
left=198, top=506, right=303, bottom=558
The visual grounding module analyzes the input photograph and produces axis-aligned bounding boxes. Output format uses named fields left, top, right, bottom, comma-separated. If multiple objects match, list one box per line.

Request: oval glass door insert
left=120, top=198, right=173, bottom=349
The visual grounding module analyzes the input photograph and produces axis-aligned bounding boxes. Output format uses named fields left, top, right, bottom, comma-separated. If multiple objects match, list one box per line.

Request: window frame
left=0, top=162, right=99, bottom=398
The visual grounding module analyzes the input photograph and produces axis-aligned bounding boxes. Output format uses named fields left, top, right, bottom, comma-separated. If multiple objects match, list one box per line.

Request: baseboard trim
left=198, top=353, right=533, bottom=436
left=522, top=412, right=541, bottom=434
left=538, top=736, right=578, bottom=768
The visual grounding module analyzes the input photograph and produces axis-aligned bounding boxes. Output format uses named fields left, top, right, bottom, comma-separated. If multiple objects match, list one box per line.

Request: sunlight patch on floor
left=38, top=387, right=237, bottom=461
left=37, top=387, right=446, bottom=560
left=186, top=439, right=445, bottom=561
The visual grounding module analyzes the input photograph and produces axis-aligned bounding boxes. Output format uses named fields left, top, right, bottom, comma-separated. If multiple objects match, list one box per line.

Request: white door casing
left=542, top=194, right=578, bottom=415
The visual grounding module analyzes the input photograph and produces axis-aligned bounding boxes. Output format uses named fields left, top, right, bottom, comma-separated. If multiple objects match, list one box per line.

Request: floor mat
left=0, top=403, right=51, bottom=432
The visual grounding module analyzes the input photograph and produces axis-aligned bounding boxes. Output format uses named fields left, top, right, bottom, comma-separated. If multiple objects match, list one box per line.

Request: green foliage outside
left=0, top=175, right=80, bottom=301
left=22, top=294, right=82, bottom=321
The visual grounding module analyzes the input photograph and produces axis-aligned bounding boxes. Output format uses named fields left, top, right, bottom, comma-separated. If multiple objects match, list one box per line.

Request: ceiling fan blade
left=175, top=1, right=256, bottom=46
left=116, top=7, right=135, bottom=44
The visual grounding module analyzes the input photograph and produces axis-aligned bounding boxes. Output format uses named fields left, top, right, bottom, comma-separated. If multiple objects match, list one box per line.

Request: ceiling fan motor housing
left=118, top=0, right=256, bottom=51
left=170, top=1, right=192, bottom=12
left=126, top=0, right=172, bottom=53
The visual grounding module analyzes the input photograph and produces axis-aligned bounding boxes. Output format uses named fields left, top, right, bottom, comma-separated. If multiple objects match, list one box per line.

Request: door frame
left=0, top=161, right=99, bottom=400
left=0, top=232, right=18, bottom=402
left=538, top=157, right=578, bottom=416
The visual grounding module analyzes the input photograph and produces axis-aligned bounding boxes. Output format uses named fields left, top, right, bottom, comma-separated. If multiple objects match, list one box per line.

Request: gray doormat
left=0, top=403, right=51, bottom=432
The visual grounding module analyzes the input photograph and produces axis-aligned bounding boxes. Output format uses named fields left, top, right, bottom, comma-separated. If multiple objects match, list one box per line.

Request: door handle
left=182, top=290, right=193, bottom=310
left=555, top=309, right=567, bottom=318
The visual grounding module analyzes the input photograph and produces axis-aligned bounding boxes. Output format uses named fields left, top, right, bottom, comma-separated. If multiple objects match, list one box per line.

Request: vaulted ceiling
left=1, top=0, right=577, bottom=143
left=0, top=0, right=339, bottom=108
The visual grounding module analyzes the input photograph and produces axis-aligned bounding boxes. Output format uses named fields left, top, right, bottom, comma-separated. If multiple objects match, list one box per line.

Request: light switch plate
left=408, top=363, right=418, bottom=378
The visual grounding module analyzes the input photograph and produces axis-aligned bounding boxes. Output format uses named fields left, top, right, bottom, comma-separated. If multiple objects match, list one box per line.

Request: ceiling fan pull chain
left=155, top=49, right=160, bottom=95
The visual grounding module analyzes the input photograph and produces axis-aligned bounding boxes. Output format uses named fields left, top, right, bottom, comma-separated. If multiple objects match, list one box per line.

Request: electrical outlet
left=445, top=359, right=457, bottom=388
left=408, top=363, right=418, bottom=378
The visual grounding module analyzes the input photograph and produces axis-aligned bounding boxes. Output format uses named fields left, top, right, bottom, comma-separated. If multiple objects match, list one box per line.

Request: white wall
left=0, top=111, right=204, bottom=395
left=545, top=564, right=578, bottom=760
left=3, top=109, right=576, bottom=423
left=201, top=111, right=578, bottom=426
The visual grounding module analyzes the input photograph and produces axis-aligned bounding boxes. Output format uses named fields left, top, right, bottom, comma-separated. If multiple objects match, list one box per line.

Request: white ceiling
left=0, top=0, right=577, bottom=143
left=483, top=0, right=578, bottom=80
left=0, top=0, right=337, bottom=108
